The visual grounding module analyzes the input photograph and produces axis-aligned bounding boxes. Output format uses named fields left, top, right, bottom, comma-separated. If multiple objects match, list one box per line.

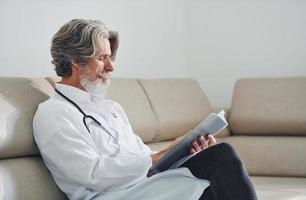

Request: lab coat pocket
left=107, top=111, right=125, bottom=134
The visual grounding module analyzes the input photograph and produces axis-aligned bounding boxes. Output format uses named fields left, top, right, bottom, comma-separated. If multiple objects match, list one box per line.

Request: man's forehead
left=102, top=38, right=111, bottom=55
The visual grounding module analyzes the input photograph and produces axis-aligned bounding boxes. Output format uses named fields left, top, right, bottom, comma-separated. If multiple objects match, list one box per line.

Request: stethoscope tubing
left=54, top=88, right=121, bottom=156
left=55, top=88, right=101, bottom=133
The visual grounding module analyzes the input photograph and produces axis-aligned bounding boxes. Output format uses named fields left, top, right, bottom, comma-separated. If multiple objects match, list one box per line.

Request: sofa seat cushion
left=0, top=157, right=67, bottom=200
left=149, top=136, right=306, bottom=177
left=252, top=176, right=306, bottom=200
left=218, top=136, right=306, bottom=177
left=147, top=140, right=172, bottom=152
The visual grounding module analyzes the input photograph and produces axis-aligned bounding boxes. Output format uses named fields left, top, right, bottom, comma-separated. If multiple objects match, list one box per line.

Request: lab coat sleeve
left=134, top=134, right=156, bottom=154
left=33, top=104, right=152, bottom=192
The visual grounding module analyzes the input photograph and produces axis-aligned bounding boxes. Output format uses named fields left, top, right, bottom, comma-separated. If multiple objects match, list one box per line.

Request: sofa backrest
left=0, top=77, right=214, bottom=200
left=0, top=78, right=53, bottom=159
left=104, top=78, right=159, bottom=143
left=0, top=77, right=214, bottom=158
left=229, top=77, right=306, bottom=136
left=137, top=79, right=214, bottom=142
left=0, top=77, right=67, bottom=200
left=227, top=77, right=306, bottom=177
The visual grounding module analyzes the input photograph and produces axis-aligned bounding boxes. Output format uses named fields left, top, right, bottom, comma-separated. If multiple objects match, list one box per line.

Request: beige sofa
left=0, top=77, right=305, bottom=200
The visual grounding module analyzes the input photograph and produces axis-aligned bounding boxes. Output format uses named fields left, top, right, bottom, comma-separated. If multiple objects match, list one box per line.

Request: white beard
left=79, top=69, right=110, bottom=96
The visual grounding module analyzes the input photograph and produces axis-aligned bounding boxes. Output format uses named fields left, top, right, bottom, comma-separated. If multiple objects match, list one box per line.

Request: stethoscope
left=54, top=88, right=121, bottom=157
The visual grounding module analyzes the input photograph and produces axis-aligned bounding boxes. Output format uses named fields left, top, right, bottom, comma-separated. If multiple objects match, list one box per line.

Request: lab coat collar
left=55, top=83, right=91, bottom=103
left=54, top=83, right=114, bottom=120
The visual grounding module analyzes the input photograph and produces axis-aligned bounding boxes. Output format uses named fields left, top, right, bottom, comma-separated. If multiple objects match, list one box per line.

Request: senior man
left=33, top=19, right=257, bottom=200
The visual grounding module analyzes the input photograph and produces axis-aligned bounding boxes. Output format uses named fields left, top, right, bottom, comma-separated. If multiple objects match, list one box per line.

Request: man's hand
left=151, top=132, right=189, bottom=165
left=190, top=134, right=216, bottom=154
left=151, top=133, right=217, bottom=164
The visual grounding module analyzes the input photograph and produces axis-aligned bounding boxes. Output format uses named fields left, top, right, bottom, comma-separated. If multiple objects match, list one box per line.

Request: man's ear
left=70, top=60, right=82, bottom=76
left=71, top=60, right=79, bottom=68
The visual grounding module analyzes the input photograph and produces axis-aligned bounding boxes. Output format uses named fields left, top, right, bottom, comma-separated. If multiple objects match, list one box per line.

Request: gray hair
left=51, top=19, right=109, bottom=77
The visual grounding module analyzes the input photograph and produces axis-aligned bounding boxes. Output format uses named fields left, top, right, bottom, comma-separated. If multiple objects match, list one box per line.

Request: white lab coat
left=33, top=83, right=209, bottom=200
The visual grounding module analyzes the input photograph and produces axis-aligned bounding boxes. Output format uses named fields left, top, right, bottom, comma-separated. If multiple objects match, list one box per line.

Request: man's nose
left=104, top=61, right=114, bottom=72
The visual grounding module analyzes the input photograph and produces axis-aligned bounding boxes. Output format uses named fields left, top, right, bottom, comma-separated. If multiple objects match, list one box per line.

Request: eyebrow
left=98, top=53, right=111, bottom=57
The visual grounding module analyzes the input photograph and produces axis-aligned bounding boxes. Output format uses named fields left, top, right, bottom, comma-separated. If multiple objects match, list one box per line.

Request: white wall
left=187, top=0, right=306, bottom=107
left=0, top=0, right=188, bottom=78
left=1, top=0, right=306, bottom=107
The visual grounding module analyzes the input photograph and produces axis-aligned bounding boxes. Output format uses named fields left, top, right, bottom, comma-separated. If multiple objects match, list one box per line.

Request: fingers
left=190, top=148, right=196, bottom=154
left=207, top=135, right=216, bottom=146
left=190, top=135, right=208, bottom=154
left=192, top=140, right=202, bottom=152
left=198, top=135, right=208, bottom=149
left=190, top=134, right=217, bottom=154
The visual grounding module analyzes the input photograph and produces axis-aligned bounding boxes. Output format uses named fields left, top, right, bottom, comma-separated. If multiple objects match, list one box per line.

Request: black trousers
left=180, top=143, right=257, bottom=200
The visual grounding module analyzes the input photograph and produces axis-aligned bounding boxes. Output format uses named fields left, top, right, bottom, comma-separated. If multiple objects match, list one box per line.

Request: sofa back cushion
left=106, top=78, right=158, bottom=143
left=49, top=77, right=158, bottom=143
left=229, top=77, right=306, bottom=135
left=139, top=79, right=213, bottom=142
left=0, top=77, right=212, bottom=158
left=0, top=78, right=54, bottom=159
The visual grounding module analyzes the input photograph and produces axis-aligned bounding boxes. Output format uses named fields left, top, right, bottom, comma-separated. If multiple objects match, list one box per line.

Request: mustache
left=97, top=72, right=110, bottom=79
